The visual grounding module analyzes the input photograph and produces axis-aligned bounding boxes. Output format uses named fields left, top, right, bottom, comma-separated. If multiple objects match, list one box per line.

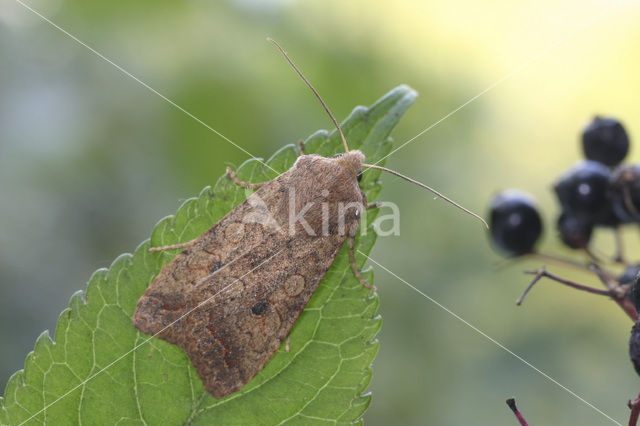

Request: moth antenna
left=363, top=163, right=489, bottom=228
left=267, top=37, right=350, bottom=153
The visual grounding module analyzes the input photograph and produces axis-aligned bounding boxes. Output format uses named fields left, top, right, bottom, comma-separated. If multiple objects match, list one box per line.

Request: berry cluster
left=487, top=116, right=640, bottom=421
left=489, top=116, right=631, bottom=257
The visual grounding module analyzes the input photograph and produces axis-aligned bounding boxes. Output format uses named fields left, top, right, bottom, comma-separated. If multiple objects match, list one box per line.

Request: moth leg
left=348, top=235, right=376, bottom=291
left=149, top=237, right=198, bottom=252
left=226, top=167, right=269, bottom=189
left=298, top=139, right=305, bottom=156
left=367, top=202, right=383, bottom=210
left=285, top=335, right=290, bottom=353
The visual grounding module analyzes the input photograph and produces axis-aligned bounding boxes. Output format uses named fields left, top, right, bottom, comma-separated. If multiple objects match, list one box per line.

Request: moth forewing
left=133, top=151, right=366, bottom=398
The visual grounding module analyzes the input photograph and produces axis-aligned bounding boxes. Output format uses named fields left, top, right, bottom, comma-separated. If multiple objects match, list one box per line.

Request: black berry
left=582, top=116, right=629, bottom=166
left=553, top=161, right=610, bottom=219
left=557, top=212, right=593, bottom=249
left=630, top=321, right=640, bottom=377
left=619, top=264, right=640, bottom=287
left=629, top=275, right=640, bottom=377
left=631, top=274, right=640, bottom=313
left=489, top=190, right=543, bottom=256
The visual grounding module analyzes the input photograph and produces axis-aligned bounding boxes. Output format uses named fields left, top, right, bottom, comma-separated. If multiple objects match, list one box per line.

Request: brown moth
left=133, top=149, right=366, bottom=398
left=132, top=39, right=487, bottom=399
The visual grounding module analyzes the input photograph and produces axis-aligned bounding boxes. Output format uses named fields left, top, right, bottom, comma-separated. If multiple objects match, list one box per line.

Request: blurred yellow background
left=2, top=0, right=640, bottom=424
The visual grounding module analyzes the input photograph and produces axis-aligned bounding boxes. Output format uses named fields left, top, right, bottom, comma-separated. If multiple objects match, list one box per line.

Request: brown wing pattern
left=133, top=153, right=366, bottom=398
left=132, top=179, right=289, bottom=344
left=180, top=231, right=346, bottom=398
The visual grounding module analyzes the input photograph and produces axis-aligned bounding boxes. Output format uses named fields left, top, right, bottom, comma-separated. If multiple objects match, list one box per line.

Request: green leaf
left=1, top=85, right=417, bottom=425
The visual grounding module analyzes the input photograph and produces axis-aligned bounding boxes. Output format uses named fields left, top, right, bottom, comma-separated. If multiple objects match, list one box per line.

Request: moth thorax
left=334, top=150, right=365, bottom=179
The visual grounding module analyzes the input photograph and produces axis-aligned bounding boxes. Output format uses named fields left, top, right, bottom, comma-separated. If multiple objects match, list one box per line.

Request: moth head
left=332, top=150, right=365, bottom=181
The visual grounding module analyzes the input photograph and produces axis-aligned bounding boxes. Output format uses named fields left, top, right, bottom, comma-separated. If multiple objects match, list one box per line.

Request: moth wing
left=133, top=179, right=289, bottom=342
left=180, top=232, right=346, bottom=399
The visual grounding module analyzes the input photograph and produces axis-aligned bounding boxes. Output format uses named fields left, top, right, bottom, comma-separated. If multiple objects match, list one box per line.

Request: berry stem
left=629, top=392, right=640, bottom=426
left=614, top=226, right=627, bottom=265
left=590, top=265, right=638, bottom=321
left=588, top=264, right=619, bottom=291
left=506, top=398, right=529, bottom=426
left=518, top=266, right=611, bottom=306
left=516, top=268, right=546, bottom=306
left=619, top=299, right=639, bottom=322
left=584, top=247, right=604, bottom=264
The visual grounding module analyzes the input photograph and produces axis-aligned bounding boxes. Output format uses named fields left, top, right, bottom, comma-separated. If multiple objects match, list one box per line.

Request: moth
left=132, top=39, right=486, bottom=399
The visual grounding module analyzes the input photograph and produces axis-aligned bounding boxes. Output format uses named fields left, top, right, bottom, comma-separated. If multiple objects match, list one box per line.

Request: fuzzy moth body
left=133, top=151, right=367, bottom=398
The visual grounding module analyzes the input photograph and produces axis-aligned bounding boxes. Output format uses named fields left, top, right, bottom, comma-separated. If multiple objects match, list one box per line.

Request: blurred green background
left=2, top=0, right=640, bottom=424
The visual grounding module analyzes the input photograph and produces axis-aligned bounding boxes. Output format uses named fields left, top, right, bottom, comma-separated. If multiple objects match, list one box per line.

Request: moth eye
left=331, top=153, right=344, bottom=158
left=355, top=210, right=360, bottom=217
left=357, top=171, right=363, bottom=182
